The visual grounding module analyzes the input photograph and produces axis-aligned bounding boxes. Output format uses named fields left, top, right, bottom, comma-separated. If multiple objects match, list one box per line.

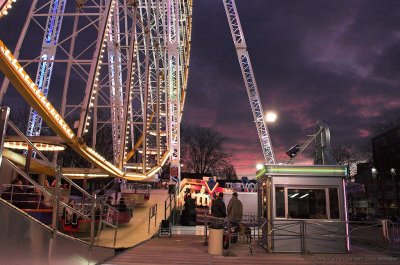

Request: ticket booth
left=257, top=165, right=349, bottom=254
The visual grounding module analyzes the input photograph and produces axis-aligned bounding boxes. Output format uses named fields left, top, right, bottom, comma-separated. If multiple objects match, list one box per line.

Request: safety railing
left=96, top=200, right=119, bottom=247
left=164, top=183, right=177, bottom=224
left=0, top=184, right=50, bottom=210
left=0, top=118, right=105, bottom=248
left=203, top=214, right=258, bottom=252
left=148, top=204, right=158, bottom=233
left=257, top=218, right=400, bottom=254
left=203, top=216, right=400, bottom=255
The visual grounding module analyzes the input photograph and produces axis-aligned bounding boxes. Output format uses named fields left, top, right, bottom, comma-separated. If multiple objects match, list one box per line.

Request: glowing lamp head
left=266, top=111, right=277, bottom=123
left=256, top=163, right=264, bottom=170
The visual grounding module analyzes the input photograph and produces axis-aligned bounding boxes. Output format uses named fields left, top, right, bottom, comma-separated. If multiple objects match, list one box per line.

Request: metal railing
left=164, top=184, right=177, bottom=224
left=148, top=204, right=158, bottom=233
left=0, top=119, right=112, bottom=247
left=96, top=200, right=119, bottom=247
left=203, top=214, right=258, bottom=252
left=201, top=215, right=400, bottom=255
left=257, top=218, right=400, bottom=254
left=0, top=184, right=50, bottom=210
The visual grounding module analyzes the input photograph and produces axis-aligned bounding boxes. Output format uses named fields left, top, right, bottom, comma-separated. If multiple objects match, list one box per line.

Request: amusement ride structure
left=0, top=0, right=193, bottom=181
left=0, top=0, right=275, bottom=181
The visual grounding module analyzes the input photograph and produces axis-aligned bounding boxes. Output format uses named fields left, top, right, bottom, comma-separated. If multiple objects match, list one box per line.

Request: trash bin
left=208, top=228, right=223, bottom=255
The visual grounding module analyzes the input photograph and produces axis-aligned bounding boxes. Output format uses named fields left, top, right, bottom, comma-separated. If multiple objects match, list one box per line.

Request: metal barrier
left=203, top=214, right=258, bottom=253
left=96, top=200, right=119, bottom=246
left=0, top=118, right=106, bottom=247
left=148, top=204, right=158, bottom=233
left=164, top=184, right=177, bottom=224
left=205, top=217, right=400, bottom=255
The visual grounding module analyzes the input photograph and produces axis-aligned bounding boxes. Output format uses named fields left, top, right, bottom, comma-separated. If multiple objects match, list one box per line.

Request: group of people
left=1, top=178, right=48, bottom=209
left=211, top=192, right=243, bottom=222
left=211, top=192, right=243, bottom=244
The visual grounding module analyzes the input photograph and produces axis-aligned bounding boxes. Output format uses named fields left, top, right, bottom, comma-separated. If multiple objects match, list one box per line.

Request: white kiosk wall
left=223, top=192, right=258, bottom=216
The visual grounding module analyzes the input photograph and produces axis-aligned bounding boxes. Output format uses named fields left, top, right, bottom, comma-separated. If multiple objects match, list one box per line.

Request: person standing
left=227, top=192, right=243, bottom=221
left=211, top=192, right=226, bottom=218
left=227, top=192, right=243, bottom=244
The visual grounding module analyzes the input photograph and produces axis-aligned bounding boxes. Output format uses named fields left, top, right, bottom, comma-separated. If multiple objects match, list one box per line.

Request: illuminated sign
left=257, top=165, right=348, bottom=179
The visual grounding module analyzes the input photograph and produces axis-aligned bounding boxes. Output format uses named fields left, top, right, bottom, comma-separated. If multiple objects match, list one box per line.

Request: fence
left=202, top=214, right=400, bottom=255
left=164, top=184, right=177, bottom=224
left=0, top=117, right=114, bottom=248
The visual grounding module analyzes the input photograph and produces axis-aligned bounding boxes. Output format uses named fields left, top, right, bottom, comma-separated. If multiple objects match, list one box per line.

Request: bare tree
left=218, top=163, right=238, bottom=180
left=181, top=126, right=231, bottom=174
left=331, top=144, right=356, bottom=165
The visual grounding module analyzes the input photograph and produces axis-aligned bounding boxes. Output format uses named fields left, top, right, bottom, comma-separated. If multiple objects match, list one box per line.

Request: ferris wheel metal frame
left=0, top=0, right=192, bottom=180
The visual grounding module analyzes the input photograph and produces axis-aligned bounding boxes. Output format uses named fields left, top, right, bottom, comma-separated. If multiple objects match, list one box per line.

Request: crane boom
left=222, top=0, right=275, bottom=164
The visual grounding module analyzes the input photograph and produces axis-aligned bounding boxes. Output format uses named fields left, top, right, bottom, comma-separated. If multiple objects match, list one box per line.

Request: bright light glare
left=256, top=163, right=264, bottom=170
left=300, top=193, right=309, bottom=199
left=266, top=111, right=277, bottom=123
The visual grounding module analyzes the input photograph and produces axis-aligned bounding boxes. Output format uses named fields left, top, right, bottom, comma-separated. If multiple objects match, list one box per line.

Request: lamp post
left=371, top=167, right=379, bottom=215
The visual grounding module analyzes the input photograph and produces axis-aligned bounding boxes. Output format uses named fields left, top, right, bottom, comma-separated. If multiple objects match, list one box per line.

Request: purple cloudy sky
left=182, top=0, right=400, bottom=177
left=0, top=1, right=400, bottom=178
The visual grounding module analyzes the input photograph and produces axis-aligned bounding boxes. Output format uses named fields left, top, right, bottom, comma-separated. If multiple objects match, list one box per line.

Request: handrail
left=93, top=179, right=115, bottom=196
left=7, top=121, right=92, bottom=199
left=164, top=184, right=177, bottom=222
left=3, top=159, right=53, bottom=197
left=96, top=200, right=119, bottom=247
left=1, top=120, right=99, bottom=246
left=148, top=204, right=157, bottom=233
left=8, top=121, right=56, bottom=170
left=4, top=157, right=93, bottom=221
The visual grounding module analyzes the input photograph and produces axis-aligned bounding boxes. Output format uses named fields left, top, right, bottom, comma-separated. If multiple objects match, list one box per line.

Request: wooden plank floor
left=97, top=190, right=169, bottom=248
left=103, top=234, right=400, bottom=265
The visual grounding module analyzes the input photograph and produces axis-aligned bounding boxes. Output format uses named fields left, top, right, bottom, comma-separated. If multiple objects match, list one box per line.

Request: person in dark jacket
left=227, top=192, right=243, bottom=244
left=227, top=192, right=243, bottom=221
left=211, top=192, right=226, bottom=218
left=182, top=193, right=196, bottom=225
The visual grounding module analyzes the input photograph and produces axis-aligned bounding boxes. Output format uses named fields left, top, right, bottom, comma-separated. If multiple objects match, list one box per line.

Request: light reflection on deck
left=97, top=189, right=169, bottom=248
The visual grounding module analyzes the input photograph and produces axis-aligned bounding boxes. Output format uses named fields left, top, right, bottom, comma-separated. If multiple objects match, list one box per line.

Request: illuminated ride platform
left=257, top=164, right=350, bottom=254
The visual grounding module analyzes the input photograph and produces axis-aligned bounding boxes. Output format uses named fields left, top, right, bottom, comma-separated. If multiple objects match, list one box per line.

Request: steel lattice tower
left=0, top=0, right=192, bottom=178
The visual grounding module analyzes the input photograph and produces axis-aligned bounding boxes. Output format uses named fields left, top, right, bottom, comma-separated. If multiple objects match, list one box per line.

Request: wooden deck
left=97, top=190, right=169, bottom=248
left=102, top=235, right=400, bottom=265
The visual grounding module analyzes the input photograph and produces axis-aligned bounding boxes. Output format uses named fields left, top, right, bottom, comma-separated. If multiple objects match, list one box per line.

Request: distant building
left=371, top=127, right=400, bottom=217
left=354, top=162, right=377, bottom=214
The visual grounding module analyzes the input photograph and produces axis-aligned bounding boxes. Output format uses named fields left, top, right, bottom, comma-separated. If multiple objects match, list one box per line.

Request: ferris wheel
left=0, top=0, right=192, bottom=180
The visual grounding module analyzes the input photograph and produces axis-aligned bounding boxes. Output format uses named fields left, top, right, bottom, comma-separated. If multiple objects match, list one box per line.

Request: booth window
left=276, top=187, right=285, bottom=217
left=288, top=189, right=326, bottom=219
left=329, top=188, right=340, bottom=219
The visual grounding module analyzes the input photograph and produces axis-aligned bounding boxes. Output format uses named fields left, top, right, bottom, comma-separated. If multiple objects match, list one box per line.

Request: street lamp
left=266, top=111, right=277, bottom=123
left=256, top=163, right=264, bottom=170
